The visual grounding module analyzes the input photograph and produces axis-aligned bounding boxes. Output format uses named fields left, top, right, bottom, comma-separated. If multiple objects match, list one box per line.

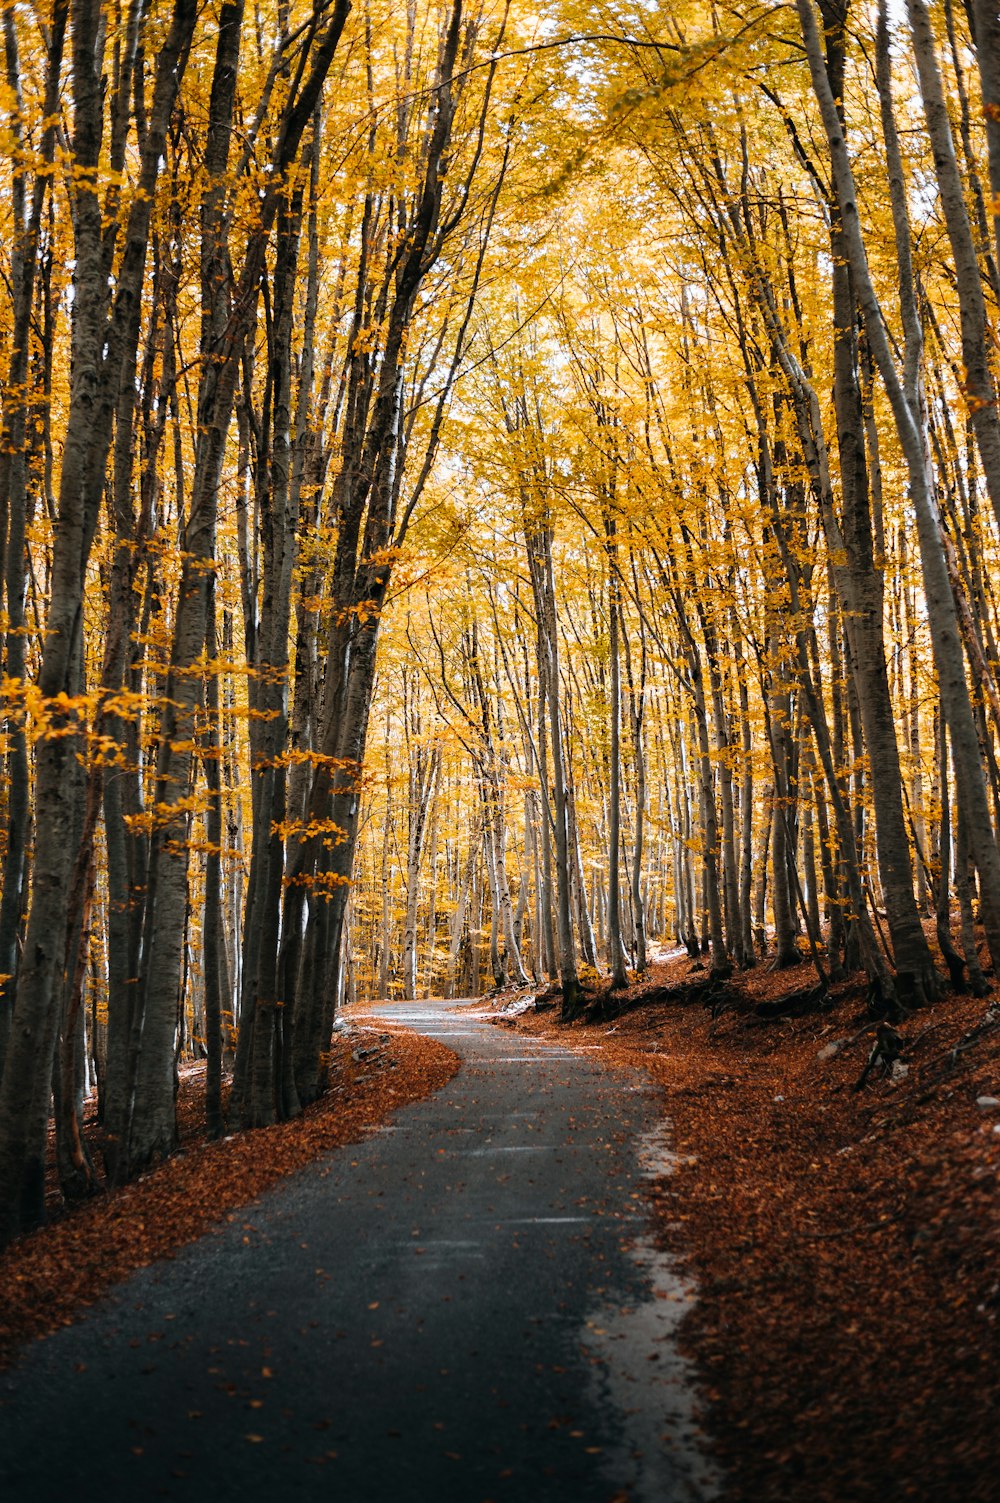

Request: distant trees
left=352, top=0, right=1000, bottom=1017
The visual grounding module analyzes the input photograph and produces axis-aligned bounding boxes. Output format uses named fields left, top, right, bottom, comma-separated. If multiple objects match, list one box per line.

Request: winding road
left=0, top=998, right=719, bottom=1502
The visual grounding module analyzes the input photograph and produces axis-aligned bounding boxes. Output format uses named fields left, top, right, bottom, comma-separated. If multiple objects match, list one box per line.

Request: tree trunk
left=606, top=536, right=629, bottom=989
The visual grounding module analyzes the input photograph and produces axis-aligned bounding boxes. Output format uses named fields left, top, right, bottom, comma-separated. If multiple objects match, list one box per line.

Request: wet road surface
left=0, top=998, right=719, bottom=1502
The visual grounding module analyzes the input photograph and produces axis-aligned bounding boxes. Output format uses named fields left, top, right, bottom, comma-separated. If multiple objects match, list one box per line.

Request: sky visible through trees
left=1, top=0, right=1000, bottom=1244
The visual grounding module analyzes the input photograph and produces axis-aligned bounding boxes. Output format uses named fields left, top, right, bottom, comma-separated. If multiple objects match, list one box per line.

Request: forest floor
left=0, top=1024, right=458, bottom=1369
left=483, top=951, right=1000, bottom=1503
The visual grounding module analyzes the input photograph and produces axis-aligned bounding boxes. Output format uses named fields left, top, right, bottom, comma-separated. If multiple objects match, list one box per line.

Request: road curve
left=0, top=997, right=719, bottom=1502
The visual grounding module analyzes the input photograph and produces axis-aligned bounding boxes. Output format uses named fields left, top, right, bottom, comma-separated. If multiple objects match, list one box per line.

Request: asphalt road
left=0, top=998, right=719, bottom=1503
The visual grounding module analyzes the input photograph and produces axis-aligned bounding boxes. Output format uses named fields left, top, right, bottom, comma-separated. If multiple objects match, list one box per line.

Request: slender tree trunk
left=736, top=645, right=756, bottom=966
left=525, top=522, right=580, bottom=1014
left=606, top=541, right=629, bottom=989
left=402, top=746, right=439, bottom=999
left=935, top=706, right=967, bottom=989
left=446, top=829, right=479, bottom=998
left=202, top=575, right=225, bottom=1138
left=626, top=627, right=649, bottom=974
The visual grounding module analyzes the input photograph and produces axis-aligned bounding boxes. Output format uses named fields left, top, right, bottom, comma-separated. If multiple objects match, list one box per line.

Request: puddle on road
left=580, top=1121, right=721, bottom=1503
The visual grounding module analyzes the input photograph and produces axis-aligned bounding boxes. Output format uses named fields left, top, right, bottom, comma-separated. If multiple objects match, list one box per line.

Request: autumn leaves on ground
left=4, top=961, right=998, bottom=1503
